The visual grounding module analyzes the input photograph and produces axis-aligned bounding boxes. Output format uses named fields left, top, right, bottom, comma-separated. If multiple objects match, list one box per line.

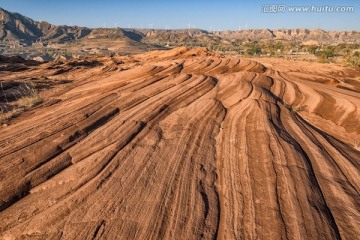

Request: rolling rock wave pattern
left=0, top=47, right=359, bottom=239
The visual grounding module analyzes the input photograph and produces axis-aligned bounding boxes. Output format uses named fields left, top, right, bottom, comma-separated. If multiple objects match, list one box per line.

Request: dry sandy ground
left=0, top=47, right=359, bottom=239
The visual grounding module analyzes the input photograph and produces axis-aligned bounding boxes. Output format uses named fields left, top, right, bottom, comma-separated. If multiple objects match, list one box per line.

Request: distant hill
left=1, top=7, right=360, bottom=47
left=0, top=8, right=90, bottom=44
left=212, top=29, right=360, bottom=44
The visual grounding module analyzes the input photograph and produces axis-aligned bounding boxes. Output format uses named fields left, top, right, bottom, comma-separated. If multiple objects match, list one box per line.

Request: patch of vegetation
left=283, top=101, right=307, bottom=114
left=0, top=108, right=23, bottom=124
left=246, top=43, right=262, bottom=56
left=354, top=141, right=360, bottom=151
left=47, top=49, right=55, bottom=56
left=307, top=45, right=318, bottom=55
left=0, top=82, right=42, bottom=124
left=16, top=93, right=42, bottom=108
left=343, top=52, right=360, bottom=67
left=316, top=46, right=335, bottom=60
left=292, top=105, right=308, bottom=113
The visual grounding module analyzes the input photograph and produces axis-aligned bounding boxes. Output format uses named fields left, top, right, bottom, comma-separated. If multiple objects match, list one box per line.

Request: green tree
left=324, top=47, right=335, bottom=58
left=247, top=44, right=262, bottom=55
left=307, top=45, right=318, bottom=55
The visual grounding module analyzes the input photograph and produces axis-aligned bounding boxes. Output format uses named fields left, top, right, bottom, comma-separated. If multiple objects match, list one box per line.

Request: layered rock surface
left=0, top=47, right=359, bottom=239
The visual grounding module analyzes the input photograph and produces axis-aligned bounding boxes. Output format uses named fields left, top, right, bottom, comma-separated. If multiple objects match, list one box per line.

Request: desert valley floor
left=0, top=47, right=359, bottom=239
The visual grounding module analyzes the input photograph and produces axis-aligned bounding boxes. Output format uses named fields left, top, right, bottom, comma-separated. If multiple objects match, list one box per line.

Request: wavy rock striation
left=0, top=47, right=359, bottom=239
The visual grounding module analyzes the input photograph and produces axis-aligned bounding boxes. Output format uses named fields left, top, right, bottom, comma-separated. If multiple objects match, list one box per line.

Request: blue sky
left=0, top=0, right=359, bottom=30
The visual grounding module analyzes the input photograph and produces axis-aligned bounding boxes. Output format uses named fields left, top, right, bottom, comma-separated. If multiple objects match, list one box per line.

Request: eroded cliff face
left=0, top=47, right=359, bottom=239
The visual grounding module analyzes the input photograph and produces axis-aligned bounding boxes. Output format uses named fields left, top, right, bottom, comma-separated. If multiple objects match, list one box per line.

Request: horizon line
left=1, top=7, right=359, bottom=32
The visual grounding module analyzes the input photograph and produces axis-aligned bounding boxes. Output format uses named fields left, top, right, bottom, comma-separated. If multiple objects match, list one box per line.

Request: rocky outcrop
left=0, top=47, right=359, bottom=239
